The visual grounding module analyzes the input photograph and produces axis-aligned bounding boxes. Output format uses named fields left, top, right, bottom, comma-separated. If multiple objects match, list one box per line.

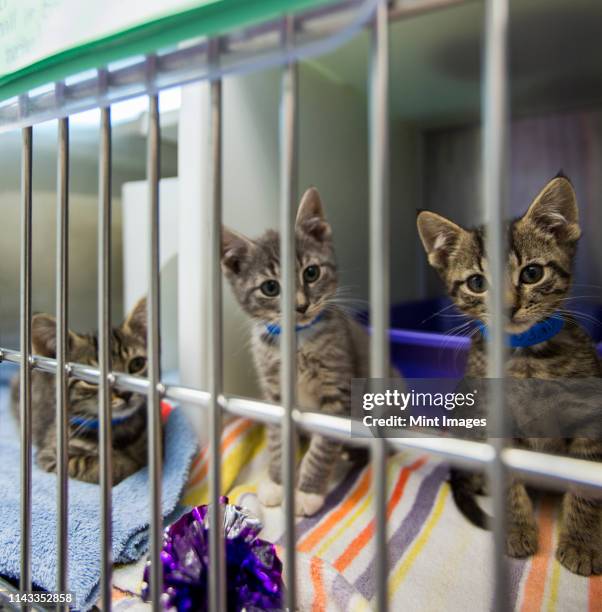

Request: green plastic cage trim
left=0, top=0, right=331, bottom=103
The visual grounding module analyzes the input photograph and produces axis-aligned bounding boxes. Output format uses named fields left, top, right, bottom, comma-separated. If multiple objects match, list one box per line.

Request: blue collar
left=70, top=413, right=136, bottom=431
left=478, top=314, right=564, bottom=348
left=265, top=312, right=325, bottom=337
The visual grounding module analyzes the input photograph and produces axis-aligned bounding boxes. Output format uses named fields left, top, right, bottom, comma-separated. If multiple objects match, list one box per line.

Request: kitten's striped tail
left=449, top=468, right=491, bottom=530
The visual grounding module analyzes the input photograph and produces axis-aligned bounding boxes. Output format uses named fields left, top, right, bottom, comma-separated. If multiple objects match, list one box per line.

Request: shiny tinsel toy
left=142, top=497, right=283, bottom=611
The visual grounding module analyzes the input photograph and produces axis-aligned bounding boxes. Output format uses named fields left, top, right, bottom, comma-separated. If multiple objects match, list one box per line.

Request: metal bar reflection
left=19, top=125, right=33, bottom=598
left=369, top=2, right=390, bottom=610
left=98, top=106, right=113, bottom=610
left=280, top=15, right=298, bottom=612
left=482, top=0, right=510, bottom=610
left=207, top=38, right=226, bottom=612
left=147, top=94, right=163, bottom=606
left=2, top=353, right=602, bottom=491
left=56, top=116, right=70, bottom=606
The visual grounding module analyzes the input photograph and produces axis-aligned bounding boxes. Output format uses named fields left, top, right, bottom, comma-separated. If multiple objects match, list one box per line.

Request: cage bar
left=3, top=345, right=602, bottom=490
left=279, top=15, right=298, bottom=611
left=19, top=125, right=33, bottom=599
left=55, top=115, right=70, bottom=605
left=146, top=93, right=163, bottom=606
left=369, top=1, right=390, bottom=609
left=98, top=105, right=113, bottom=610
left=0, top=0, right=381, bottom=133
left=482, top=0, right=510, bottom=609
left=207, top=39, right=226, bottom=612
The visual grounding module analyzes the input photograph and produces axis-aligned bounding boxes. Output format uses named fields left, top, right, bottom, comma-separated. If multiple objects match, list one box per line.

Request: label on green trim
left=0, top=0, right=217, bottom=78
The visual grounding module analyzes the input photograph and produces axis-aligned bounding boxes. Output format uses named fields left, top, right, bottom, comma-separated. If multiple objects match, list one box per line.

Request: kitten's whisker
left=420, top=302, right=458, bottom=325
left=453, top=325, right=478, bottom=366
left=569, top=283, right=602, bottom=291
left=557, top=308, right=602, bottom=327
left=440, top=320, right=476, bottom=353
left=69, top=417, right=95, bottom=439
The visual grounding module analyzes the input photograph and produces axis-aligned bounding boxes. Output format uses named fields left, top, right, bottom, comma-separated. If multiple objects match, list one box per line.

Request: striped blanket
left=113, top=418, right=602, bottom=611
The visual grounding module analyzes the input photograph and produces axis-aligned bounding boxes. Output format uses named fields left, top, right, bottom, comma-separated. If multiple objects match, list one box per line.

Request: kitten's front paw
left=506, top=523, right=538, bottom=558
left=295, top=490, right=325, bottom=517
left=68, top=454, right=99, bottom=483
left=257, top=479, right=283, bottom=507
left=556, top=537, right=602, bottom=575
left=36, top=448, right=57, bottom=473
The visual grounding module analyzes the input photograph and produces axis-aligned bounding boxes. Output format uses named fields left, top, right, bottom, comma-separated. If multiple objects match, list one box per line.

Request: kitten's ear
left=296, top=187, right=332, bottom=242
left=31, top=314, right=84, bottom=357
left=122, top=297, right=147, bottom=339
left=417, top=211, right=464, bottom=269
left=521, top=177, right=580, bottom=242
left=221, top=227, right=254, bottom=275
left=32, top=314, right=58, bottom=357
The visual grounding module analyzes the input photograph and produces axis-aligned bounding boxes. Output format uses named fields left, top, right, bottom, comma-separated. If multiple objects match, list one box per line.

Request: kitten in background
left=417, top=175, right=602, bottom=575
left=222, top=187, right=395, bottom=516
left=12, top=298, right=151, bottom=484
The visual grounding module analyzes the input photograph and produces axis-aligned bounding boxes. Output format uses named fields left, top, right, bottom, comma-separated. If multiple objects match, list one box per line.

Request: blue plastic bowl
left=377, top=298, right=602, bottom=379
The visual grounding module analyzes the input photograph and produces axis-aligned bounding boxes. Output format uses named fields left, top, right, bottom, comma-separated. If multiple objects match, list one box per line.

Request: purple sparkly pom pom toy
left=142, top=496, right=284, bottom=611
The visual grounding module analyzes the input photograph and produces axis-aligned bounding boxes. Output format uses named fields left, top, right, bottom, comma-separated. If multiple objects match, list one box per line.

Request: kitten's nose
left=296, top=303, right=309, bottom=314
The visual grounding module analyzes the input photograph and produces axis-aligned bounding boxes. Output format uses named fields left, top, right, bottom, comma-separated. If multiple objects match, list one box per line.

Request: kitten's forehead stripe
left=546, top=260, right=570, bottom=278
left=450, top=280, right=463, bottom=297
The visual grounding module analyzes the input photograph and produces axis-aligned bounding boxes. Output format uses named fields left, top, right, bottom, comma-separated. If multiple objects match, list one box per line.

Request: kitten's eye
left=260, top=280, right=280, bottom=297
left=466, top=274, right=487, bottom=293
left=128, top=356, right=147, bottom=374
left=520, top=264, right=544, bottom=285
left=303, top=265, right=320, bottom=283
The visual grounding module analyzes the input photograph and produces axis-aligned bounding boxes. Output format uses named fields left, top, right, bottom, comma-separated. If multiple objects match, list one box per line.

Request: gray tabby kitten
left=11, top=298, right=151, bottom=485
left=222, top=187, right=374, bottom=517
left=417, top=175, right=602, bottom=575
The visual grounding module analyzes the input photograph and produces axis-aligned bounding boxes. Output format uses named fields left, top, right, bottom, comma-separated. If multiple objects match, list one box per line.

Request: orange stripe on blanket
left=297, top=468, right=372, bottom=554
left=188, top=419, right=255, bottom=487
left=189, top=449, right=205, bottom=472
left=520, top=498, right=555, bottom=612
left=590, top=576, right=602, bottom=612
left=333, top=456, right=427, bottom=573
left=310, top=557, right=327, bottom=611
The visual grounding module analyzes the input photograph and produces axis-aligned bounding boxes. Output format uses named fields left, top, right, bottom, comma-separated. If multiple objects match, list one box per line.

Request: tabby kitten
left=222, top=187, right=376, bottom=517
left=12, top=298, right=151, bottom=485
left=417, top=175, right=602, bottom=576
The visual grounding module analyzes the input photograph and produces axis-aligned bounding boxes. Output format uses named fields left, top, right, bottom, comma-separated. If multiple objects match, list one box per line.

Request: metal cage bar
left=55, top=115, right=70, bottom=604
left=279, top=15, right=299, bottom=612
left=19, top=125, right=33, bottom=598
left=482, top=0, right=509, bottom=608
left=368, top=1, right=390, bottom=610
left=4, top=346, right=602, bottom=494
left=146, top=93, right=163, bottom=607
left=207, top=39, right=226, bottom=612
left=98, top=105, right=113, bottom=610
left=0, top=0, right=377, bottom=133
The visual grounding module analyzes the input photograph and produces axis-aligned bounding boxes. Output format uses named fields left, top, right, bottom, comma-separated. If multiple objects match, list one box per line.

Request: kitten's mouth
left=506, top=319, right=534, bottom=333
left=297, top=308, right=323, bottom=326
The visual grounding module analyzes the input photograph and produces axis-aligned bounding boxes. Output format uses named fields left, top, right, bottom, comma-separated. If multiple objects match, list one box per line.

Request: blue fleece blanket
left=0, top=363, right=198, bottom=611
